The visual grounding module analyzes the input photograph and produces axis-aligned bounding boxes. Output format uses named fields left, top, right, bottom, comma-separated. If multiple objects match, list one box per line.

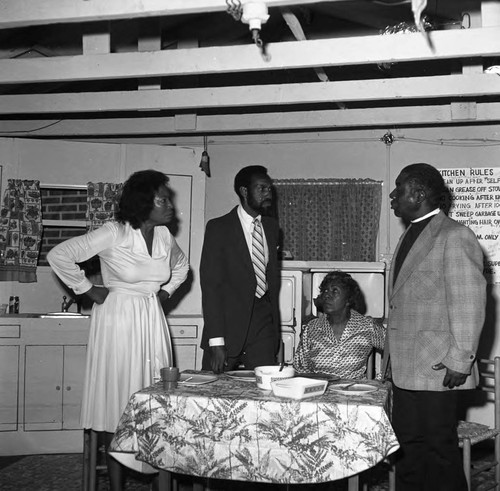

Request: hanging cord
left=226, top=0, right=242, bottom=21
left=380, top=131, right=395, bottom=260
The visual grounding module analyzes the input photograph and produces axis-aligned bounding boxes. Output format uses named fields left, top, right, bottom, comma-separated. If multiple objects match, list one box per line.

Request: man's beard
left=248, top=196, right=272, bottom=216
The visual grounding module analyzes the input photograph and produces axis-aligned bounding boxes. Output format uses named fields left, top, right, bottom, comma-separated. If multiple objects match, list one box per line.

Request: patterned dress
left=47, top=221, right=189, bottom=432
left=293, top=310, right=386, bottom=379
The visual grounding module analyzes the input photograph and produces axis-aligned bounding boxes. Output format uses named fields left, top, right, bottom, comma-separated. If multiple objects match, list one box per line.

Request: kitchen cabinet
left=24, top=344, right=86, bottom=431
left=279, top=270, right=304, bottom=364
left=170, top=316, right=203, bottom=371
left=0, top=323, right=21, bottom=432
left=0, top=314, right=203, bottom=455
left=0, top=316, right=90, bottom=455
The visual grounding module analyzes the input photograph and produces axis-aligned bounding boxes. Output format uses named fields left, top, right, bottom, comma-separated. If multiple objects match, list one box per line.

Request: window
left=39, top=186, right=87, bottom=266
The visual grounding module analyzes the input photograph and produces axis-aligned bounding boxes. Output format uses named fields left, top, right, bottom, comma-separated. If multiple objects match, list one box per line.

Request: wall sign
left=440, top=167, right=500, bottom=284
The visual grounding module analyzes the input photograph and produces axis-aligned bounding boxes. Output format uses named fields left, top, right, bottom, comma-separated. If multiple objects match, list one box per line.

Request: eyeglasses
left=255, top=185, right=273, bottom=194
left=154, top=197, right=170, bottom=208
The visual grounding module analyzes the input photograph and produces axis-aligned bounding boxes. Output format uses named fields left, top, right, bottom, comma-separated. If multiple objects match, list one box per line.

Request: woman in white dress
left=47, top=169, right=189, bottom=490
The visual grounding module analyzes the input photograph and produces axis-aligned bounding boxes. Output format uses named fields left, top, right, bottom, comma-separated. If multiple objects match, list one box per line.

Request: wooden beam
left=0, top=27, right=499, bottom=85
left=138, top=18, right=161, bottom=90
left=0, top=0, right=337, bottom=29
left=0, top=102, right=499, bottom=137
left=0, top=74, right=498, bottom=115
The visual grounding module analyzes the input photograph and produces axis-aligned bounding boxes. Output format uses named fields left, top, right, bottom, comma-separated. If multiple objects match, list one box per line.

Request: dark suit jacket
left=200, top=206, right=281, bottom=357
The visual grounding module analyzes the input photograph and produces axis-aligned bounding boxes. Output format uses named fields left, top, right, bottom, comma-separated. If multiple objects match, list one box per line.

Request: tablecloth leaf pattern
left=110, top=373, right=399, bottom=484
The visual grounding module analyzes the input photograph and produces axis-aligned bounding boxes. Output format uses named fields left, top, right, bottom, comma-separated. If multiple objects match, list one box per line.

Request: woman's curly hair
left=116, top=169, right=169, bottom=229
left=318, top=270, right=367, bottom=315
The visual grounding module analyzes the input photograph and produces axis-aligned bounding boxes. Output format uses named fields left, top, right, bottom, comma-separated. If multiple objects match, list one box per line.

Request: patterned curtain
left=274, top=178, right=382, bottom=261
left=0, top=179, right=43, bottom=282
left=86, top=182, right=123, bottom=231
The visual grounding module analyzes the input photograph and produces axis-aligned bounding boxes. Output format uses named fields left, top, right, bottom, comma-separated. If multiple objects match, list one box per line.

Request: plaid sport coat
left=383, top=211, right=486, bottom=391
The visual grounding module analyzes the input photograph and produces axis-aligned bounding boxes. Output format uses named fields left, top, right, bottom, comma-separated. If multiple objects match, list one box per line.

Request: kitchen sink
left=40, top=312, right=89, bottom=318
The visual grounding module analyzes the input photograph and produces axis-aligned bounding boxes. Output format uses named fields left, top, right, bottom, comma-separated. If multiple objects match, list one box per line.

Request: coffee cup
left=160, top=366, right=179, bottom=390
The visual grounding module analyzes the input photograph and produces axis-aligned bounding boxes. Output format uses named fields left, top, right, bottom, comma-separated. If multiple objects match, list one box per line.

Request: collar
left=411, top=208, right=440, bottom=223
left=237, top=204, right=261, bottom=227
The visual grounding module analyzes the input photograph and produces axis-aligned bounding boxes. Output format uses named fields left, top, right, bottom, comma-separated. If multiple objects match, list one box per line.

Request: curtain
left=274, top=178, right=382, bottom=262
left=86, top=182, right=123, bottom=231
left=83, top=182, right=123, bottom=282
left=0, top=179, right=43, bottom=282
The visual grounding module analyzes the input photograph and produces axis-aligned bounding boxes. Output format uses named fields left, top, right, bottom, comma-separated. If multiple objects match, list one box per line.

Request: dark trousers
left=202, top=294, right=277, bottom=371
left=392, top=384, right=467, bottom=491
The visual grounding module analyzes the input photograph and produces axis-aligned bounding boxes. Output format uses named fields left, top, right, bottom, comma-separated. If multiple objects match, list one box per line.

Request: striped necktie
left=251, top=218, right=267, bottom=298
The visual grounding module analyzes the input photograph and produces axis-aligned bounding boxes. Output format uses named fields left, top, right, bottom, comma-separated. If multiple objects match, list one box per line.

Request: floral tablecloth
left=109, top=371, right=399, bottom=484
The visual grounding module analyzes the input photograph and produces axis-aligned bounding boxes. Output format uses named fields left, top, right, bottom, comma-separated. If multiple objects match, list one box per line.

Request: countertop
left=0, top=313, right=90, bottom=319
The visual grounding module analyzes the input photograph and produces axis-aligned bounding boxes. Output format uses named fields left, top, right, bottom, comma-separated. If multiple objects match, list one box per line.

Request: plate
left=225, top=370, right=256, bottom=381
left=178, top=373, right=218, bottom=386
left=329, top=383, right=378, bottom=395
left=295, top=372, right=340, bottom=382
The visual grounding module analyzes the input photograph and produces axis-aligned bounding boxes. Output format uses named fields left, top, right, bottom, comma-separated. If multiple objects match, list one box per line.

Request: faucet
left=61, top=295, right=75, bottom=312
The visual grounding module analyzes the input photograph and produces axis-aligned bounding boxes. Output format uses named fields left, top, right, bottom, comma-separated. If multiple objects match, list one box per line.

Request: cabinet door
left=279, top=271, right=303, bottom=365
left=170, top=322, right=200, bottom=371
left=24, top=345, right=64, bottom=431
left=62, top=345, right=86, bottom=430
left=279, top=271, right=302, bottom=327
left=0, top=345, right=20, bottom=431
left=172, top=344, right=198, bottom=372
left=281, top=331, right=296, bottom=365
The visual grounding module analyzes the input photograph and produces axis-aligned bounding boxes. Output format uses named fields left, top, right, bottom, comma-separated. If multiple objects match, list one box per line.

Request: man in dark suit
left=200, top=165, right=281, bottom=373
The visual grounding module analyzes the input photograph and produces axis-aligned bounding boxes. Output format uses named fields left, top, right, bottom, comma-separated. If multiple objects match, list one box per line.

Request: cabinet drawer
left=170, top=324, right=197, bottom=339
left=0, top=324, right=20, bottom=338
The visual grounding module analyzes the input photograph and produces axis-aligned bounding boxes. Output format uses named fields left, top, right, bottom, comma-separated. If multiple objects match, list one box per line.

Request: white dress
left=47, top=221, right=189, bottom=433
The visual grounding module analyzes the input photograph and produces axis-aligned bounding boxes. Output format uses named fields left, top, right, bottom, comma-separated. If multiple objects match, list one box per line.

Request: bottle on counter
left=14, top=296, right=19, bottom=314
left=8, top=296, right=15, bottom=314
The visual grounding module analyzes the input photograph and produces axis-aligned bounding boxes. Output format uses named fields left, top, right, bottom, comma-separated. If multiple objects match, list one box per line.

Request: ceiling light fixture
left=226, top=0, right=270, bottom=59
left=241, top=2, right=270, bottom=48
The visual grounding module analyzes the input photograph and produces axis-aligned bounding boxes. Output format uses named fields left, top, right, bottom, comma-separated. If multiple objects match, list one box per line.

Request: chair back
left=476, top=357, right=500, bottom=431
left=366, top=350, right=375, bottom=380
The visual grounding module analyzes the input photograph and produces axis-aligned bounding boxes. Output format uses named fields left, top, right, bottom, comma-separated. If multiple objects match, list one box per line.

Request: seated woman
left=293, top=270, right=385, bottom=380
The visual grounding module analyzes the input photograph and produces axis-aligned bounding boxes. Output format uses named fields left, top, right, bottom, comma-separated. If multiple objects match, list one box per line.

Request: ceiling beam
left=0, top=27, right=498, bottom=85
left=0, top=0, right=339, bottom=29
left=0, top=102, right=498, bottom=137
left=0, top=74, right=498, bottom=115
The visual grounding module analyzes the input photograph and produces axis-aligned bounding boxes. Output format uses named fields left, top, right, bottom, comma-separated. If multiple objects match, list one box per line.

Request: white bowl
left=271, top=377, right=328, bottom=400
left=254, top=365, right=295, bottom=390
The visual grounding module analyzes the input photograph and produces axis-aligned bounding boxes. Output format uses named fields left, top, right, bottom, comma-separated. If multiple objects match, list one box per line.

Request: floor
left=0, top=446, right=496, bottom=491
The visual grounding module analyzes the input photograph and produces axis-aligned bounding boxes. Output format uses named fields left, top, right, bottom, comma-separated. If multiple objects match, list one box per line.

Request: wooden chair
left=82, top=429, right=108, bottom=491
left=458, top=357, right=500, bottom=491
left=361, top=350, right=396, bottom=491
left=83, top=429, right=178, bottom=490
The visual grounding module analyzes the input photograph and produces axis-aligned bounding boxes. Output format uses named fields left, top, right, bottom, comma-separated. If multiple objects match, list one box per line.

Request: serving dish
left=329, top=382, right=378, bottom=395
left=254, top=365, right=295, bottom=390
left=271, top=377, right=328, bottom=399
left=225, top=370, right=256, bottom=381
